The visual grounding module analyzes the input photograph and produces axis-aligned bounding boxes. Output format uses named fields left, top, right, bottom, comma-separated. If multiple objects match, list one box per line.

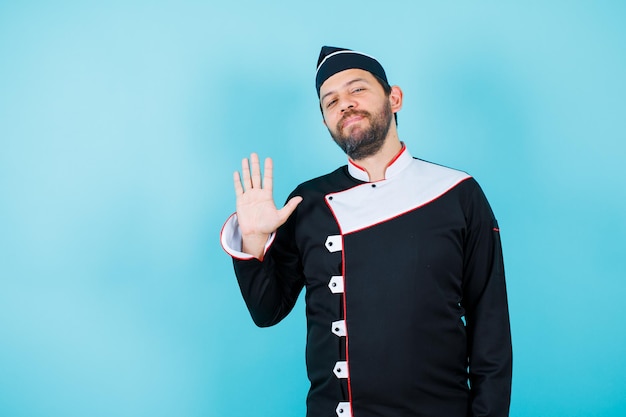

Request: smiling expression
left=320, top=69, right=394, bottom=160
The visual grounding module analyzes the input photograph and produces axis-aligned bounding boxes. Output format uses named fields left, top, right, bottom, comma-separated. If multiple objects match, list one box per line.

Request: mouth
left=342, top=116, right=363, bottom=129
left=340, top=112, right=368, bottom=130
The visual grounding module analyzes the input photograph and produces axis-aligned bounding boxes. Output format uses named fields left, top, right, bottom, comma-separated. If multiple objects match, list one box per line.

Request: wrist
left=241, top=233, right=271, bottom=260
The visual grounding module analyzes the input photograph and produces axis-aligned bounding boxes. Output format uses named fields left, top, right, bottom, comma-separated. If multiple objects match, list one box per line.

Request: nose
left=338, top=94, right=357, bottom=113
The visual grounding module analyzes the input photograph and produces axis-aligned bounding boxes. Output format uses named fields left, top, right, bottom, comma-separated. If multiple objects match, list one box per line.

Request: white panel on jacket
left=327, top=158, right=470, bottom=234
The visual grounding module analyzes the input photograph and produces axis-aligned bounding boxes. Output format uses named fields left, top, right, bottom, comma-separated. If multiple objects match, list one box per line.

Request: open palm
left=234, top=153, right=302, bottom=256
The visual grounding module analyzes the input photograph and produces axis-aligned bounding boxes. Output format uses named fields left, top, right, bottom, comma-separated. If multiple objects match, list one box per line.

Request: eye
left=352, top=87, right=365, bottom=93
left=326, top=99, right=337, bottom=109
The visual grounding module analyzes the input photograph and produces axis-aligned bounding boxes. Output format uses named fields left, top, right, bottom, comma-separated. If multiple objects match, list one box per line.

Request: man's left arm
left=462, top=181, right=513, bottom=417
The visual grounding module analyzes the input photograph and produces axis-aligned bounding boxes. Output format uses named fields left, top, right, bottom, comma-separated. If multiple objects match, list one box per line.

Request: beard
left=329, top=100, right=394, bottom=160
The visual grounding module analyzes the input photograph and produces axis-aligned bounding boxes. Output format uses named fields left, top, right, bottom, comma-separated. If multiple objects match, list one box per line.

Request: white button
left=328, top=276, right=344, bottom=294
left=331, top=320, right=346, bottom=337
left=336, top=402, right=352, bottom=417
left=333, top=361, right=349, bottom=379
left=325, top=235, right=342, bottom=253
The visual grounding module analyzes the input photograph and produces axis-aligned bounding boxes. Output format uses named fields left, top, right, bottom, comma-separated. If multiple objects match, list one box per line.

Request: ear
left=389, top=85, right=403, bottom=113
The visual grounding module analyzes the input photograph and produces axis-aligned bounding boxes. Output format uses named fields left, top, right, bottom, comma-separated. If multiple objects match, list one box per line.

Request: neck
left=350, top=133, right=403, bottom=182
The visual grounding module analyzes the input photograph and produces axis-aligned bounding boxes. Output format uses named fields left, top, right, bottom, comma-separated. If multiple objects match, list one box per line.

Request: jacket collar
left=347, top=143, right=412, bottom=182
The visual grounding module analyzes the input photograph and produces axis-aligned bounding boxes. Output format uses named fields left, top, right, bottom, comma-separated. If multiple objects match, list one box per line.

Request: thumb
left=276, top=196, right=303, bottom=225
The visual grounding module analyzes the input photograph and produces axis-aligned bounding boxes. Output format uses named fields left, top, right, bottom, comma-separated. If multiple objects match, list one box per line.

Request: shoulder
left=290, top=165, right=360, bottom=197
left=412, top=158, right=472, bottom=182
left=417, top=160, right=497, bottom=221
left=408, top=157, right=480, bottom=195
left=409, top=158, right=495, bottom=210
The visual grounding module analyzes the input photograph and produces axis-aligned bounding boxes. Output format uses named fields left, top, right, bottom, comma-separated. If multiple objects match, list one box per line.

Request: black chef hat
left=315, top=46, right=388, bottom=97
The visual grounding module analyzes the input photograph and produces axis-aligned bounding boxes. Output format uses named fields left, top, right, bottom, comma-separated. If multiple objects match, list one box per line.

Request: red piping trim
left=342, top=243, right=353, bottom=414
left=347, top=143, right=407, bottom=181
left=348, top=158, right=366, bottom=172
left=324, top=196, right=353, bottom=413
left=385, top=143, right=406, bottom=169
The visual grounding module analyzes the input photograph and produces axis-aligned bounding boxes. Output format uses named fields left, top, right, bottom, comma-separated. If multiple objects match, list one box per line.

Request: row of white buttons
left=326, top=234, right=351, bottom=417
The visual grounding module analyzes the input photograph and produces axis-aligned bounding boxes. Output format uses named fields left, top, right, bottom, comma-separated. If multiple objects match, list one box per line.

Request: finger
left=277, top=196, right=303, bottom=225
left=263, top=157, right=273, bottom=193
left=233, top=171, right=244, bottom=197
left=241, top=156, right=252, bottom=191
left=250, top=153, right=262, bottom=189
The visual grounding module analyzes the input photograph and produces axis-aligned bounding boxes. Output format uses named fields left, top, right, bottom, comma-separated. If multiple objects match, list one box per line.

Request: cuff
left=220, top=213, right=276, bottom=260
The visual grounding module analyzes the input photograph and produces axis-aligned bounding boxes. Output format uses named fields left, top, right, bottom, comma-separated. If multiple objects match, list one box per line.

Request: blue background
left=1, top=1, right=624, bottom=416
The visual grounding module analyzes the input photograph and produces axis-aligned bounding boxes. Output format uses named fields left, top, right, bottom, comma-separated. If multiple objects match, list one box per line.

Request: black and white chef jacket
left=221, top=145, right=512, bottom=417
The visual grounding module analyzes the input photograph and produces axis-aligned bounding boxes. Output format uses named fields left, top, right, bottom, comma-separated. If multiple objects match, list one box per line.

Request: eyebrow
left=320, top=78, right=370, bottom=103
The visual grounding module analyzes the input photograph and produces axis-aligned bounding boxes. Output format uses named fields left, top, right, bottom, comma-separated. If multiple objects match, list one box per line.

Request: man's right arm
left=220, top=153, right=303, bottom=327
left=221, top=210, right=304, bottom=327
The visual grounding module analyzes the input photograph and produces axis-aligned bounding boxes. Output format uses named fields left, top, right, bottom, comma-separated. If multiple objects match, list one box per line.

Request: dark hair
left=319, top=74, right=399, bottom=126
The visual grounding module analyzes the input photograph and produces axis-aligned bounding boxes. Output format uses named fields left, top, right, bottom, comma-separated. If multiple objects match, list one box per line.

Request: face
left=319, top=69, right=394, bottom=160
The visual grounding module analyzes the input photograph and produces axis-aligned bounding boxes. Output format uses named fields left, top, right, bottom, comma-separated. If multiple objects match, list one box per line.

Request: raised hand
left=234, top=153, right=302, bottom=259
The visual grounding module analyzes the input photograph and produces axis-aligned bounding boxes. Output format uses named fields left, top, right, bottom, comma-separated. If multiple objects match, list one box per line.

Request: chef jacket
left=221, top=146, right=512, bottom=417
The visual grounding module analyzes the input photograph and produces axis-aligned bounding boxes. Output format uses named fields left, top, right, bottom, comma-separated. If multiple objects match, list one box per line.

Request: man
left=221, top=46, right=512, bottom=417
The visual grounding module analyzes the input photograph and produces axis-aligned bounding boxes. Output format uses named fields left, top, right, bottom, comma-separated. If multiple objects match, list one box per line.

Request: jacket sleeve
left=220, top=197, right=305, bottom=328
left=462, top=181, right=513, bottom=417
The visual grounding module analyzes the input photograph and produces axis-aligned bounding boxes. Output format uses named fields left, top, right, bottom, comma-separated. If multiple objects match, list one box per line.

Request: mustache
left=338, top=110, right=371, bottom=129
